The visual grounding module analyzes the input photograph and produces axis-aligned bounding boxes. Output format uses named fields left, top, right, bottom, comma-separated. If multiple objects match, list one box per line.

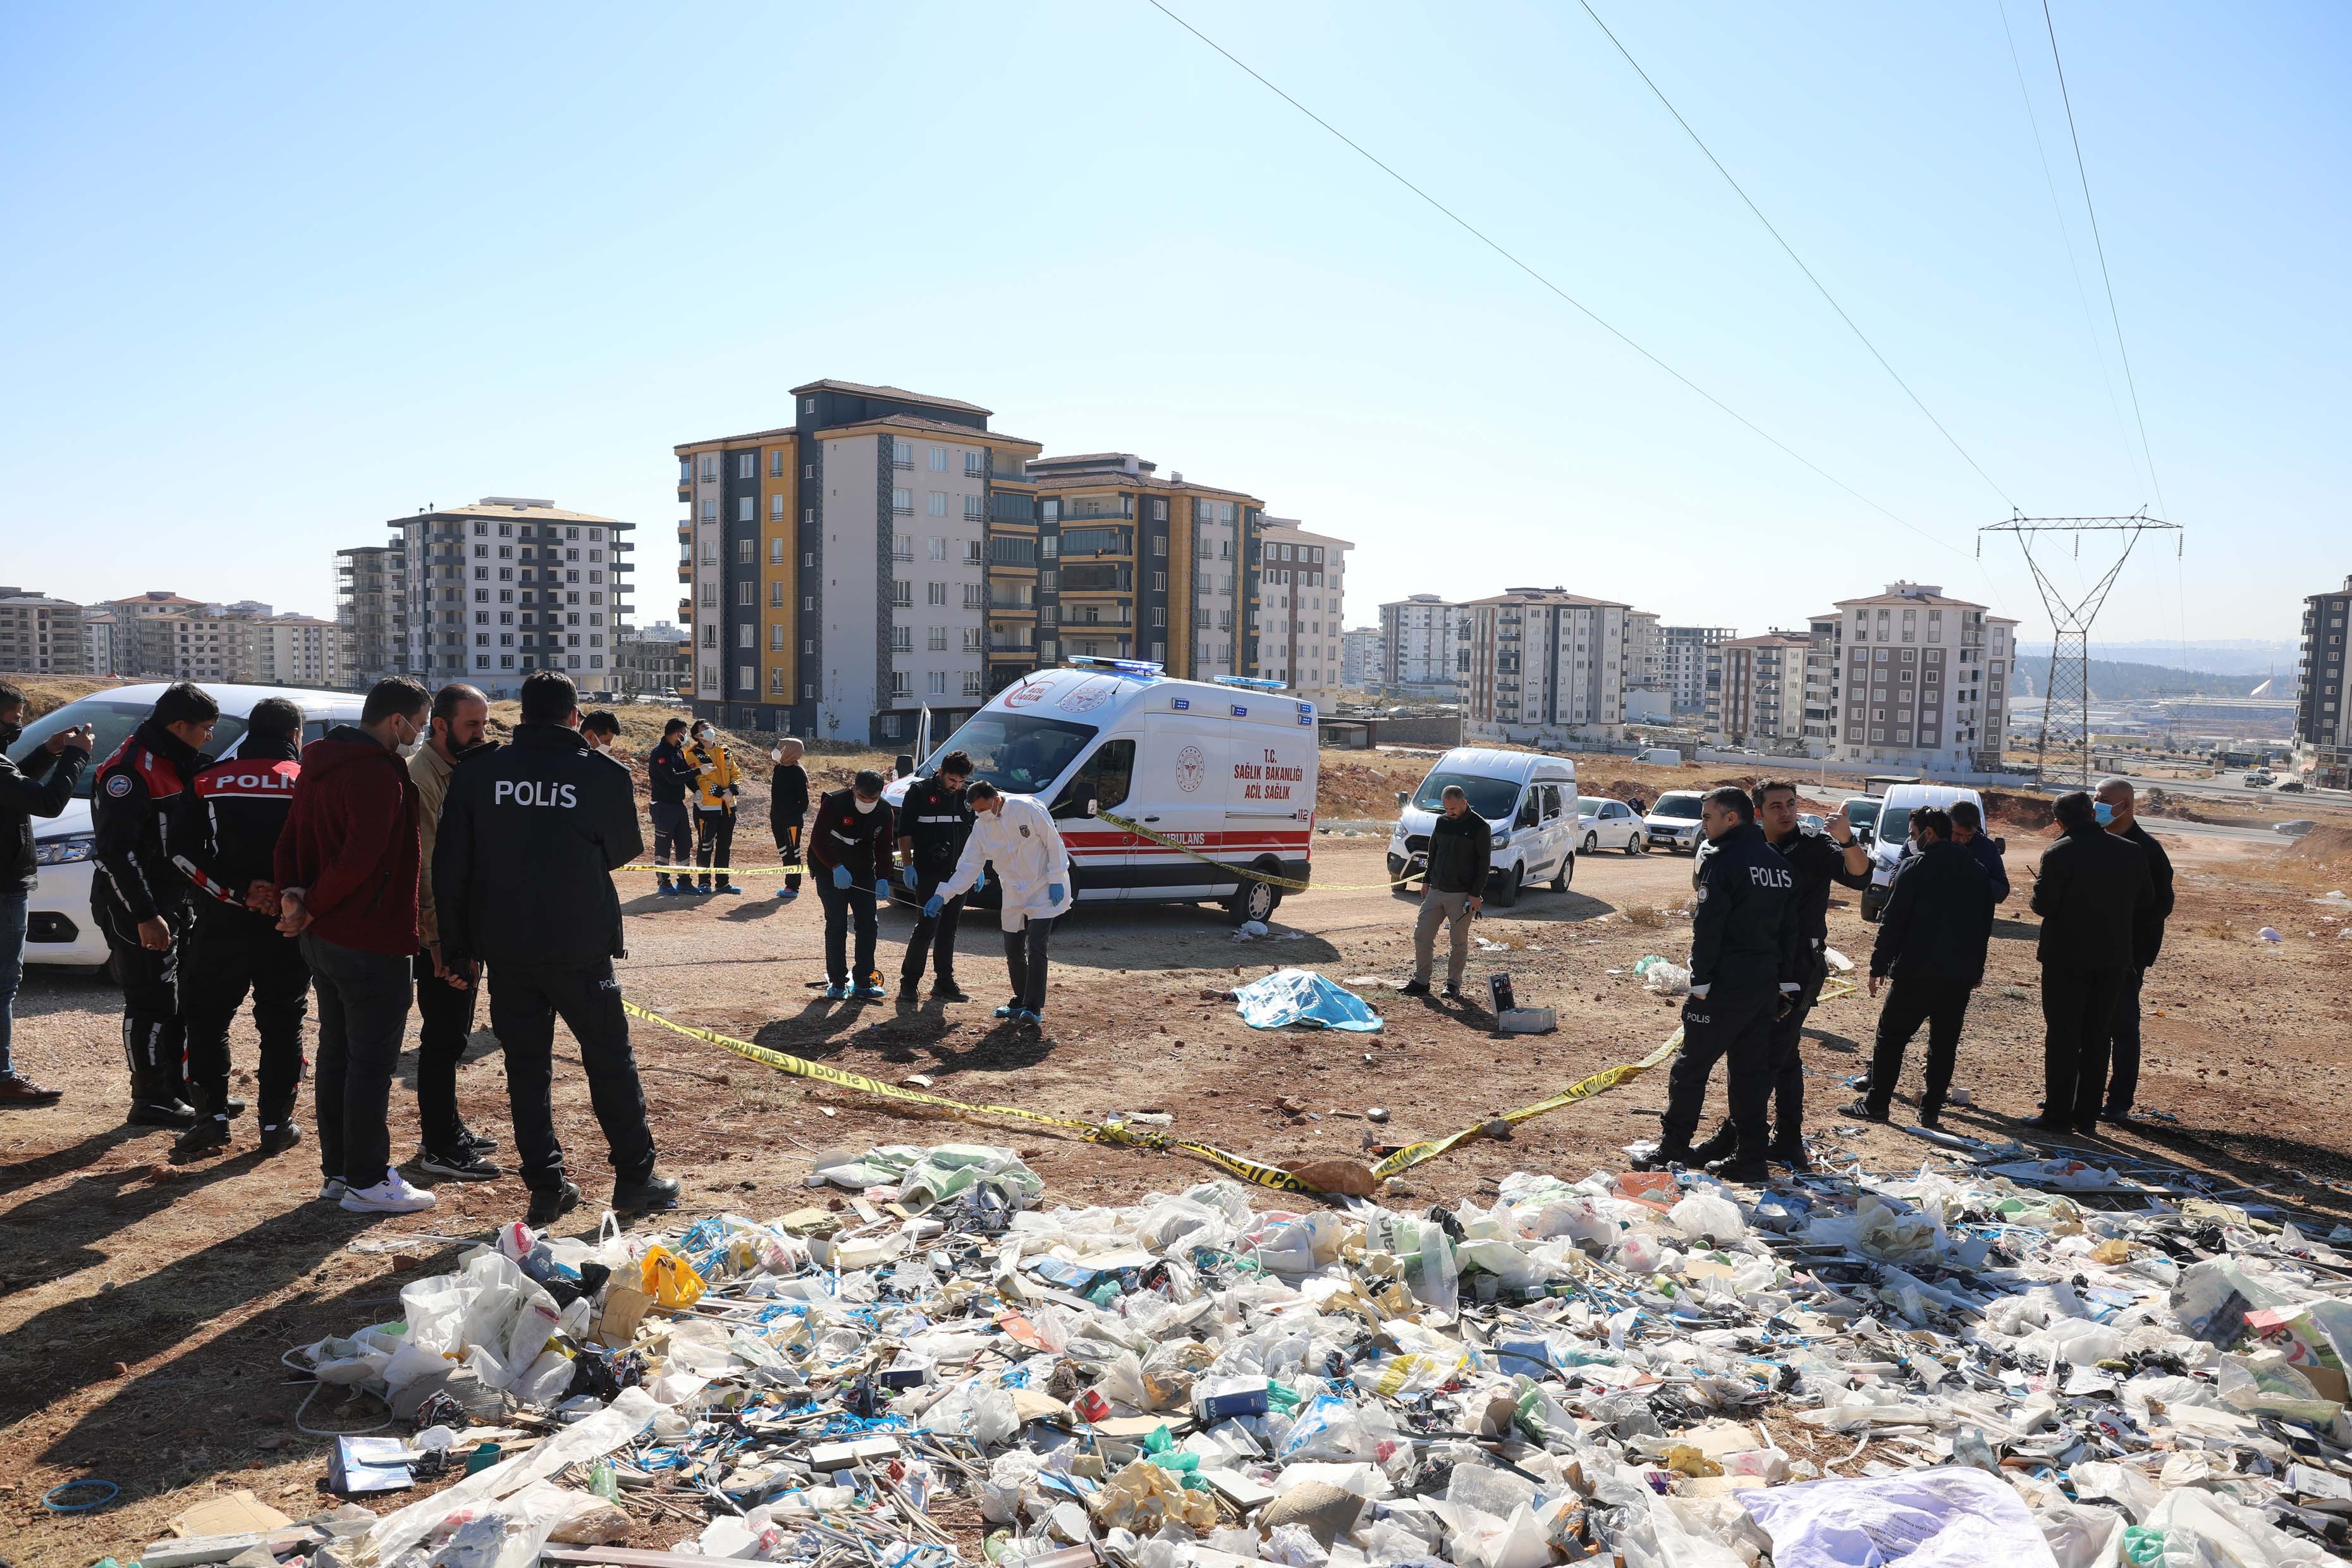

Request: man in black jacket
left=1640, top=786, right=1800, bottom=1181
left=896, top=751, right=974, bottom=1001
left=2027, top=790, right=2155, bottom=1134
left=1844, top=807, right=1994, bottom=1127
left=91, top=681, right=220, bottom=1127
left=167, top=696, right=311, bottom=1158
left=768, top=736, right=809, bottom=902
left=2095, top=778, right=2175, bottom=1122
left=434, top=670, right=677, bottom=1227
left=807, top=770, right=895, bottom=1000
left=1402, top=785, right=1490, bottom=1000
left=1, top=682, right=92, bottom=1106
left=646, top=719, right=696, bottom=896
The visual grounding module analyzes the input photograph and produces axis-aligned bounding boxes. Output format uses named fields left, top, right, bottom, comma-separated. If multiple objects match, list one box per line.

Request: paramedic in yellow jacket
left=685, top=721, right=742, bottom=895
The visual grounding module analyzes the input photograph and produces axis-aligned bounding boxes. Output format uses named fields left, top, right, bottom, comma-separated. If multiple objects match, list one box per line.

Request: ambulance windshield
left=924, top=713, right=1099, bottom=796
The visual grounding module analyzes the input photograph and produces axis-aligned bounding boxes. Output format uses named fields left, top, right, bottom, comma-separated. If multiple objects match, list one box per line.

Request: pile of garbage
left=242, top=1136, right=2352, bottom=1568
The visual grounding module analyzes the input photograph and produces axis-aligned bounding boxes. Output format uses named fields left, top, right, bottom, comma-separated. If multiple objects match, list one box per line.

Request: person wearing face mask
left=896, top=751, right=975, bottom=1003
left=274, top=676, right=434, bottom=1215
left=2023, top=790, right=2154, bottom=1136
left=647, top=718, right=697, bottom=895
left=2093, top=777, right=2174, bottom=1124
left=767, top=737, right=809, bottom=902
left=687, top=721, right=742, bottom=895
left=92, top=680, right=221, bottom=1128
left=1, top=680, right=94, bottom=1106
left=579, top=711, right=622, bottom=756
left=925, top=781, right=1071, bottom=1028
left=808, top=769, right=896, bottom=1000
left=406, top=683, right=503, bottom=1182
left=1841, top=807, right=1994, bottom=1129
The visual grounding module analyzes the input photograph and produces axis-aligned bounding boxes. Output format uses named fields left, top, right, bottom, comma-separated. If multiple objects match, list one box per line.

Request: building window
left=927, top=446, right=948, bottom=472
left=737, top=539, right=754, bottom=564
left=928, top=626, right=947, bottom=651
left=927, top=582, right=947, bottom=606
left=891, top=489, right=912, bottom=515
left=770, top=494, right=785, bottom=520
left=892, top=438, right=914, bottom=469
left=928, top=492, right=948, bottom=517
left=890, top=626, right=912, bottom=652
left=928, top=537, right=948, bottom=561
left=891, top=582, right=912, bottom=608
left=889, top=672, right=911, bottom=698
left=738, top=664, right=754, bottom=690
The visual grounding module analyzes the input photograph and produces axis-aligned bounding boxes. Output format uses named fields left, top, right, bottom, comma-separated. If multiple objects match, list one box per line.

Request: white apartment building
left=1622, top=609, right=1672, bottom=721
left=1254, top=519, right=1352, bottom=704
left=1717, top=631, right=1813, bottom=752
left=1340, top=627, right=1382, bottom=689
left=0, top=591, right=85, bottom=677
left=1823, top=582, right=2017, bottom=772
left=1464, top=587, right=1632, bottom=744
left=248, top=614, right=344, bottom=688
left=1660, top=625, right=1733, bottom=725
left=1377, top=594, right=1469, bottom=696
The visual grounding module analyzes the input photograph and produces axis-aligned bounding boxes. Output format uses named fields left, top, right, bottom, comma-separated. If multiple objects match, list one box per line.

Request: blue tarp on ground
left=1232, top=968, right=1384, bottom=1032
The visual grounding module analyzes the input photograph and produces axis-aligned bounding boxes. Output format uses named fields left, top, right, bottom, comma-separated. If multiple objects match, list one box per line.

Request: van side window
left=1541, top=786, right=1563, bottom=822
left=1053, top=739, right=1134, bottom=818
left=1516, top=791, right=1541, bottom=830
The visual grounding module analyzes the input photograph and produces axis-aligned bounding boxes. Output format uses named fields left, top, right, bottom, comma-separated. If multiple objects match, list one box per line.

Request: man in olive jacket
left=2026, top=790, right=2154, bottom=1134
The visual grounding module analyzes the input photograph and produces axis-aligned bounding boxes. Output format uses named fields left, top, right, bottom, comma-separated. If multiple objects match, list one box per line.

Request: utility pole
left=1980, top=511, right=2181, bottom=790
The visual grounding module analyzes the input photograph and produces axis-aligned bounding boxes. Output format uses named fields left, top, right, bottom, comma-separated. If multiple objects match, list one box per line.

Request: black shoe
left=2099, top=1105, right=2136, bottom=1125
left=172, top=1117, right=231, bottom=1158
left=2018, top=1113, right=2078, bottom=1134
left=613, top=1170, right=681, bottom=1213
left=1440, top=983, right=1464, bottom=1001
left=1689, top=1125, right=1738, bottom=1165
left=1399, top=978, right=1430, bottom=996
left=257, top=1120, right=305, bottom=1158
left=1705, top=1154, right=1772, bottom=1183
left=1918, top=1099, right=1945, bottom=1130
left=526, top=1180, right=582, bottom=1228
left=223, top=1095, right=247, bottom=1118
left=1840, top=1098, right=1889, bottom=1124
left=1770, top=1143, right=1815, bottom=1174
left=1631, top=1141, right=1696, bottom=1173
left=931, top=980, right=969, bottom=1003
left=416, top=1144, right=502, bottom=1181
left=458, top=1125, right=499, bottom=1156
left=128, top=1098, right=198, bottom=1129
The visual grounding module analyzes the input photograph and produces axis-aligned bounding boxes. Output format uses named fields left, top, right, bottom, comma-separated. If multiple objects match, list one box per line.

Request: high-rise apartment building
left=1340, top=627, right=1383, bottom=690
left=0, top=590, right=85, bottom=677
left=1717, top=631, right=1814, bottom=751
left=1253, top=519, right=1352, bottom=704
left=1622, top=610, right=1671, bottom=721
left=1825, top=582, right=2015, bottom=771
left=82, top=613, right=117, bottom=677
left=2294, top=575, right=2352, bottom=788
left=334, top=546, right=408, bottom=686
left=247, top=614, right=344, bottom=687
left=1377, top=594, right=1469, bottom=696
left=1464, top=587, right=1632, bottom=742
left=1660, top=625, right=1733, bottom=725
left=617, top=622, right=690, bottom=700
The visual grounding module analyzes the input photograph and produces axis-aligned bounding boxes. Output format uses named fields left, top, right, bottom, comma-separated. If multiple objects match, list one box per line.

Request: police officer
left=896, top=750, right=974, bottom=1002
left=1638, top=785, right=1800, bottom=1181
left=1686, top=780, right=1870, bottom=1172
left=432, top=670, right=678, bottom=1227
left=646, top=718, right=697, bottom=896
left=92, top=680, right=222, bottom=1127
left=167, top=695, right=311, bottom=1159
left=808, top=769, right=895, bottom=1000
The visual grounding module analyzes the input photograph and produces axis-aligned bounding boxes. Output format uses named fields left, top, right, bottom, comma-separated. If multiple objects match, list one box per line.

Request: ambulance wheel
left=1227, top=867, right=1279, bottom=926
left=1551, top=854, right=1572, bottom=893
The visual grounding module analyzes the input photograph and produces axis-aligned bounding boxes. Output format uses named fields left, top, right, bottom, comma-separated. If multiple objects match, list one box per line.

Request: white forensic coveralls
left=937, top=793, right=1072, bottom=929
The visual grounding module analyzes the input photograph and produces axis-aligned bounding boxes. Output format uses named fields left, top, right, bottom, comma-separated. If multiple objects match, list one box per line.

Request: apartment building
left=677, top=381, right=1041, bottom=744
left=617, top=622, right=690, bottom=700
left=334, top=546, right=408, bottom=686
left=1254, top=518, right=1352, bottom=704
left=2294, top=575, right=2352, bottom=788
left=1622, top=609, right=1671, bottom=721
left=82, top=613, right=117, bottom=677
left=1377, top=594, right=1469, bottom=696
left=1022, top=453, right=1265, bottom=687
left=1716, top=631, right=1813, bottom=751
left=1660, top=625, right=1733, bottom=725
left=0, top=589, right=85, bottom=677
left=248, top=614, right=344, bottom=687
left=1825, top=582, right=2016, bottom=771
left=1340, top=627, right=1383, bottom=689
left=1464, top=587, right=1633, bottom=743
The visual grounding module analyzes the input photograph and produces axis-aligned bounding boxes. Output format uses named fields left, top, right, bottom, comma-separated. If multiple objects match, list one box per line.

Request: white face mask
left=694, top=730, right=713, bottom=746
left=852, top=795, right=878, bottom=814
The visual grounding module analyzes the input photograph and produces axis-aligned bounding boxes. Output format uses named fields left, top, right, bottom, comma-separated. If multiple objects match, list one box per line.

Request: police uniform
left=1657, top=819, right=1800, bottom=1165
left=897, top=773, right=973, bottom=994
left=168, top=737, right=310, bottom=1128
left=90, top=716, right=207, bottom=1117
left=807, top=787, right=895, bottom=989
left=768, top=757, right=809, bottom=894
left=432, top=722, right=657, bottom=1201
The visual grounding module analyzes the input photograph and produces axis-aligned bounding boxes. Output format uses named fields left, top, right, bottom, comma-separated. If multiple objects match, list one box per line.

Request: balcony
left=678, top=599, right=694, bottom=623
left=988, top=591, right=1034, bottom=611
left=1060, top=612, right=1132, bottom=628
left=988, top=635, right=1036, bottom=653
left=988, top=466, right=1034, bottom=484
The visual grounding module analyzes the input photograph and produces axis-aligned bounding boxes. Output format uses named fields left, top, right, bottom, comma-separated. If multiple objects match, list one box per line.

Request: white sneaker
left=317, top=1177, right=347, bottom=1202
left=340, top=1168, right=438, bottom=1215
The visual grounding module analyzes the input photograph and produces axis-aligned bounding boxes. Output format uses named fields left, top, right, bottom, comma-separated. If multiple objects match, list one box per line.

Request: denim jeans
left=0, top=892, right=27, bottom=1078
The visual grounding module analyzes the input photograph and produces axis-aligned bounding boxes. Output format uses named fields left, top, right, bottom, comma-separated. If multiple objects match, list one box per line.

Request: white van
left=7, top=682, right=367, bottom=971
left=885, top=658, right=1318, bottom=926
left=1859, top=782, right=1987, bottom=921
left=1384, top=747, right=1579, bottom=906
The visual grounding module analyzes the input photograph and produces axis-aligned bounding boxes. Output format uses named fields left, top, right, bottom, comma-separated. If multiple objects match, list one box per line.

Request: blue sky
left=3, top=1, right=2343, bottom=648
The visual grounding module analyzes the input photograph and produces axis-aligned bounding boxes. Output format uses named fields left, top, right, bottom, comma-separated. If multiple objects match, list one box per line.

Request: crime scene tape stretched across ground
left=622, top=998, right=1688, bottom=1196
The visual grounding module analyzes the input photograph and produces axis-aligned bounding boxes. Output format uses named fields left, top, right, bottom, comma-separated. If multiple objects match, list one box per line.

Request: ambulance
left=884, top=658, right=1319, bottom=925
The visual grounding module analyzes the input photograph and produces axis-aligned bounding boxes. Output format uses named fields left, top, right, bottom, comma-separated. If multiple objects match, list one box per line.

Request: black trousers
left=1003, top=916, right=1054, bottom=1013
left=2102, top=965, right=2147, bottom=1114
left=487, top=959, right=655, bottom=1193
left=97, top=902, right=187, bottom=1104
left=413, top=949, right=484, bottom=1151
left=694, top=808, right=734, bottom=888
left=1865, top=974, right=1973, bottom=1115
left=772, top=822, right=803, bottom=891
left=181, top=912, right=310, bottom=1121
left=900, top=876, right=963, bottom=986
left=649, top=801, right=692, bottom=888
left=1660, top=984, right=1776, bottom=1155
left=302, top=933, right=413, bottom=1188
left=816, top=876, right=878, bottom=986
left=2042, top=964, right=2128, bottom=1129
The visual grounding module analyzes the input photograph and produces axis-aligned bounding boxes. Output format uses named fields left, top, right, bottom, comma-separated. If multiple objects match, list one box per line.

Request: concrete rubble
left=223, top=1136, right=2352, bottom=1568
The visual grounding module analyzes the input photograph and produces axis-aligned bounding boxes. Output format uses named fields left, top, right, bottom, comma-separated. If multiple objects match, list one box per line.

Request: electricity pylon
left=1980, top=510, right=2181, bottom=790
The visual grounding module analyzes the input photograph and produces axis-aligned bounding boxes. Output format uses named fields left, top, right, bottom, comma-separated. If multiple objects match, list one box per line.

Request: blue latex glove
left=922, top=894, right=944, bottom=918
left=902, top=864, right=919, bottom=890
left=1047, top=882, right=1066, bottom=906
left=873, top=878, right=891, bottom=902
left=831, top=864, right=851, bottom=889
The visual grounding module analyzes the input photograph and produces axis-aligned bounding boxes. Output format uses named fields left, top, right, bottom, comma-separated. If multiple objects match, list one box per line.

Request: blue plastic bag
left=1232, top=968, right=1383, bottom=1032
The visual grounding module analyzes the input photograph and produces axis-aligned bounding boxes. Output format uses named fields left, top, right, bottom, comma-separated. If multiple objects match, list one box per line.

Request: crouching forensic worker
left=925, top=781, right=1070, bottom=1028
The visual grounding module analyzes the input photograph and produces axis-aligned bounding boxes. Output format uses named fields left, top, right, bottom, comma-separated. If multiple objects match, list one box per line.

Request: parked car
left=1575, top=795, right=1646, bottom=855
left=2274, top=819, right=2318, bottom=838
left=2245, top=775, right=2274, bottom=790
left=1841, top=795, right=1883, bottom=843
left=1798, top=812, right=1826, bottom=833
left=1642, top=790, right=1708, bottom=855
left=1387, top=747, right=1579, bottom=905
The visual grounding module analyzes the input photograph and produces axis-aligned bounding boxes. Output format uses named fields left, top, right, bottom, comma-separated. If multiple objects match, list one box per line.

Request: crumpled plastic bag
left=1668, top=1191, right=1744, bottom=1246
left=1089, top=1458, right=1217, bottom=1533
left=2136, top=1485, right=2334, bottom=1567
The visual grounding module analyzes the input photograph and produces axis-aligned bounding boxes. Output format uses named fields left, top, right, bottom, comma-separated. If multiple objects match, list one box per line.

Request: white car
left=8, top=682, right=364, bottom=971
left=1575, top=795, right=1646, bottom=854
left=1642, top=790, right=1708, bottom=854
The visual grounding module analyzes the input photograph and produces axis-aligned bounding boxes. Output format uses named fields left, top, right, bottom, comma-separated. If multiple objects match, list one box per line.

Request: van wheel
left=1490, top=862, right=1522, bottom=907
left=1228, top=869, right=1278, bottom=926
left=1582, top=831, right=1598, bottom=854
left=1551, top=853, right=1572, bottom=893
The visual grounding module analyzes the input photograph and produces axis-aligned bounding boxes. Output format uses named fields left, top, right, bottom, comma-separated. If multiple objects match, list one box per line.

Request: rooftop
left=787, top=378, right=991, bottom=416
left=1470, top=587, right=1633, bottom=609
left=414, top=498, right=623, bottom=526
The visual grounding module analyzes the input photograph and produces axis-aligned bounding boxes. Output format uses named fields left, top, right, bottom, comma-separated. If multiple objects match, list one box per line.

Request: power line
left=1141, top=0, right=1971, bottom=561
left=1573, top=0, right=2017, bottom=510
left=2040, top=0, right=2167, bottom=516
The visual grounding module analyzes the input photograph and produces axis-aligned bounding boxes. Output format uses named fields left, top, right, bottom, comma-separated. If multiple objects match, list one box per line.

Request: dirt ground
left=7, top=784, right=2352, bottom=1563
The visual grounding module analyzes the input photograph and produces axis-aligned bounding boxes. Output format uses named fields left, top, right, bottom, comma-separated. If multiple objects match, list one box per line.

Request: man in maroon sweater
left=275, top=677, right=433, bottom=1215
